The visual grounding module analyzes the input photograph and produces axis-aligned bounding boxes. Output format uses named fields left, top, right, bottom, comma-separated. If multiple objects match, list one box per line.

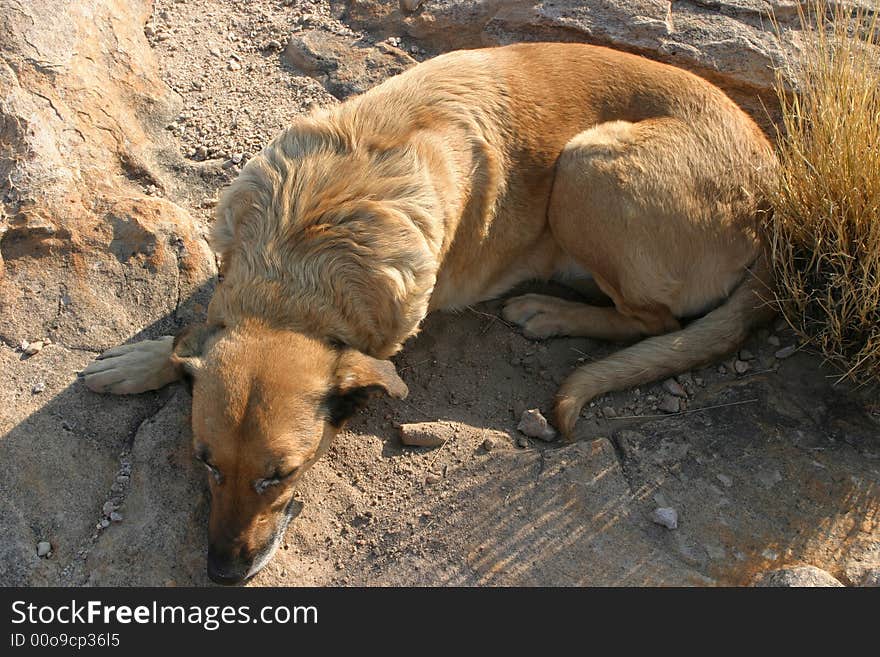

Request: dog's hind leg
left=80, top=336, right=180, bottom=394
left=544, top=118, right=770, bottom=437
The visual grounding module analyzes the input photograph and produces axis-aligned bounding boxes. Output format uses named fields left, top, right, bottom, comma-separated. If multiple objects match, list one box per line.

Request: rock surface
left=754, top=565, right=845, bottom=587
left=1, top=0, right=878, bottom=587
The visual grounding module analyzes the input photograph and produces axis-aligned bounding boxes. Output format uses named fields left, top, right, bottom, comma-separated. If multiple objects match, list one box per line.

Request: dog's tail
left=554, top=254, right=777, bottom=437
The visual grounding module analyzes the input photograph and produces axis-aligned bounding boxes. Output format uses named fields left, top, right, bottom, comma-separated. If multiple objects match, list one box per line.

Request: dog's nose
left=207, top=547, right=250, bottom=585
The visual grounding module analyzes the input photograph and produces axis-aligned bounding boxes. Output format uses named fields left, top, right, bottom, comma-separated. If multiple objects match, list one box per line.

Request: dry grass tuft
left=766, top=0, right=880, bottom=383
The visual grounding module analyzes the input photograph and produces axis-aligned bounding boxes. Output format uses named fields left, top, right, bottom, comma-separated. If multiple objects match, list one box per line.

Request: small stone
left=424, top=472, right=442, bottom=485
left=650, top=507, right=678, bottom=530
left=100, top=519, right=110, bottom=529
left=734, top=359, right=751, bottom=374
left=19, top=340, right=29, bottom=351
left=739, top=348, right=755, bottom=361
left=658, top=395, right=680, bottom=414
left=757, top=469, right=783, bottom=488
left=24, top=340, right=44, bottom=356
left=102, top=501, right=116, bottom=516
left=482, top=437, right=496, bottom=452
left=775, top=345, right=796, bottom=359
left=516, top=436, right=530, bottom=449
left=32, top=381, right=46, bottom=394
left=36, top=541, right=52, bottom=557
left=194, top=145, right=208, bottom=160
left=116, top=474, right=129, bottom=484
left=263, top=39, right=282, bottom=51
left=209, top=46, right=222, bottom=58
left=517, top=409, right=557, bottom=442
left=398, top=422, right=446, bottom=448
left=227, top=60, right=241, bottom=71
left=754, top=566, right=843, bottom=587
left=767, top=335, right=781, bottom=346
left=602, top=406, right=617, bottom=419
left=231, top=152, right=243, bottom=164
left=144, top=24, right=156, bottom=37
left=716, top=473, right=733, bottom=488
left=663, top=378, right=687, bottom=398
left=400, top=0, right=424, bottom=11
left=110, top=511, right=123, bottom=522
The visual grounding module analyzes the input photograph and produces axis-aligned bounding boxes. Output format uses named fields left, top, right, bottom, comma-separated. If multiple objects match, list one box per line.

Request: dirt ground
left=3, top=0, right=878, bottom=587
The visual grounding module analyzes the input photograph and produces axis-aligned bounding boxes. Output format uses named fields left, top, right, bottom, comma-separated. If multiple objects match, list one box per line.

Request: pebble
left=650, top=507, right=678, bottom=530
left=102, top=501, right=116, bottom=517
left=663, top=378, right=687, bottom=398
left=739, top=348, right=755, bottom=361
left=657, top=395, right=680, bottom=414
left=516, top=436, right=530, bottom=449
left=194, top=145, right=208, bottom=160
left=734, top=359, right=751, bottom=374
left=263, top=39, right=283, bottom=51
left=37, top=541, right=52, bottom=557
left=602, top=406, right=617, bottom=419
left=32, top=381, right=46, bottom=394
left=767, top=335, right=781, bottom=346
left=209, top=46, right=222, bottom=58
left=227, top=60, right=241, bottom=71
left=398, top=422, right=446, bottom=448
left=231, top=152, right=243, bottom=164
left=110, top=511, right=123, bottom=522
left=400, top=0, right=424, bottom=11
left=716, top=473, right=733, bottom=488
left=100, top=519, right=110, bottom=529
left=144, top=24, right=156, bottom=37
left=517, top=409, right=557, bottom=442
left=482, top=437, right=496, bottom=452
left=24, top=340, right=44, bottom=356
left=424, top=472, right=442, bottom=485
left=775, top=345, right=796, bottom=359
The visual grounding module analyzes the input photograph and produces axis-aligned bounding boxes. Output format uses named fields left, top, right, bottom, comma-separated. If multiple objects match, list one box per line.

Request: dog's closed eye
left=194, top=445, right=223, bottom=484
left=253, top=467, right=299, bottom=495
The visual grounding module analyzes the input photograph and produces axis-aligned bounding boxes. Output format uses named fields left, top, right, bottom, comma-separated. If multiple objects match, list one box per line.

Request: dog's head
left=172, top=319, right=407, bottom=585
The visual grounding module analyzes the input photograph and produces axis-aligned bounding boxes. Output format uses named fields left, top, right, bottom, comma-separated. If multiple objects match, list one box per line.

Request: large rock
left=0, top=0, right=215, bottom=350
left=333, top=0, right=869, bottom=124
left=284, top=30, right=417, bottom=99
left=0, top=0, right=214, bottom=586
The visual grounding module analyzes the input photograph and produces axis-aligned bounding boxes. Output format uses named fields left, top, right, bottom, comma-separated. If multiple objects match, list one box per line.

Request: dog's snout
left=207, top=545, right=252, bottom=585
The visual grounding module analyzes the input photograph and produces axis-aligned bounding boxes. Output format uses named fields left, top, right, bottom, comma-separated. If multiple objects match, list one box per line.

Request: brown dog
left=82, top=43, right=776, bottom=584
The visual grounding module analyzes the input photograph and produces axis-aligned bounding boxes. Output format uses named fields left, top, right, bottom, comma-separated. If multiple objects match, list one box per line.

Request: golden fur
left=83, top=43, right=776, bottom=583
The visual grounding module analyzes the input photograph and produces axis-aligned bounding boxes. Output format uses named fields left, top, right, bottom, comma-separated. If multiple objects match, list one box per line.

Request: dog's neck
left=209, top=112, right=472, bottom=358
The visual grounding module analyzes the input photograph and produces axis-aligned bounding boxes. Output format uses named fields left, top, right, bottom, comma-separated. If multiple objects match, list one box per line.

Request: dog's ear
left=325, top=350, right=408, bottom=427
left=170, top=324, right=213, bottom=387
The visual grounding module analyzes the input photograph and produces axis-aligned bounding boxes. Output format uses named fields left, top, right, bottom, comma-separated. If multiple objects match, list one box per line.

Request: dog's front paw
left=81, top=336, right=179, bottom=394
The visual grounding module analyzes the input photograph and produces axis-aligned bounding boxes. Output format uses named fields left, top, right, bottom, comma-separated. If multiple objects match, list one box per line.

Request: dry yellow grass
left=767, top=1, right=880, bottom=383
